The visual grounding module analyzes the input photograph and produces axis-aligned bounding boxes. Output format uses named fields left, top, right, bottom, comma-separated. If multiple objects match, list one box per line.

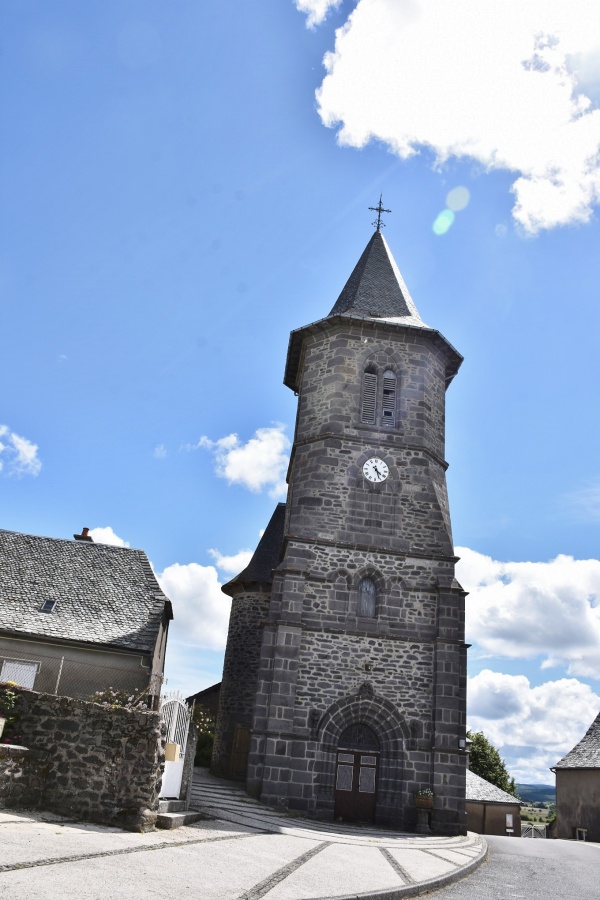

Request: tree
left=192, top=704, right=216, bottom=767
left=467, top=730, right=519, bottom=797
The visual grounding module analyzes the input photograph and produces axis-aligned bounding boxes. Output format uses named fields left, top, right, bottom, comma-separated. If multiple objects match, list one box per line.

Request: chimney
left=74, top=527, right=94, bottom=542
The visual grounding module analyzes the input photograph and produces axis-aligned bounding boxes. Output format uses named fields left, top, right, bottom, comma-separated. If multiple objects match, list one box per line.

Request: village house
left=553, top=709, right=600, bottom=843
left=465, top=769, right=522, bottom=837
left=0, top=527, right=172, bottom=709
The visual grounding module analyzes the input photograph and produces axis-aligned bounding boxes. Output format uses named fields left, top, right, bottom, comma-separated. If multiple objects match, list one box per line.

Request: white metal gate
left=521, top=823, right=546, bottom=838
left=160, top=692, right=192, bottom=799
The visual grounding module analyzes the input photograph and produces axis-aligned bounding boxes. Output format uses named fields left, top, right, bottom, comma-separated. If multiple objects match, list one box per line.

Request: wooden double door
left=333, top=724, right=380, bottom=823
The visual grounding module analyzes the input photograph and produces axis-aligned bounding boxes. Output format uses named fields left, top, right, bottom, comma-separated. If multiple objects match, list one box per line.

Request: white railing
left=521, top=823, right=546, bottom=839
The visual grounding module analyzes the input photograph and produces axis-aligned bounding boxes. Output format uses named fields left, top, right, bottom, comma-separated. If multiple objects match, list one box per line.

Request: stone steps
left=158, top=799, right=187, bottom=813
left=156, top=798, right=203, bottom=829
left=156, top=810, right=203, bottom=829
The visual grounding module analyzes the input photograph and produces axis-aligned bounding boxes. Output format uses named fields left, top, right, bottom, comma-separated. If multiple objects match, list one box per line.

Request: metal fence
left=0, top=646, right=161, bottom=705
left=521, top=823, right=546, bottom=839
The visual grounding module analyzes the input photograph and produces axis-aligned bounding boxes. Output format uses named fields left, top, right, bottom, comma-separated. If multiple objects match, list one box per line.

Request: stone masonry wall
left=286, top=325, right=454, bottom=559
left=0, top=745, right=48, bottom=809
left=212, top=590, right=270, bottom=776
left=294, top=631, right=433, bottom=726
left=0, top=687, right=164, bottom=832
left=247, top=316, right=467, bottom=834
left=293, top=323, right=449, bottom=460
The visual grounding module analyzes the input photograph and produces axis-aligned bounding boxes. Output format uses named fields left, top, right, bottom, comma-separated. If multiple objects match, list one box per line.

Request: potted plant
left=414, top=788, right=434, bottom=809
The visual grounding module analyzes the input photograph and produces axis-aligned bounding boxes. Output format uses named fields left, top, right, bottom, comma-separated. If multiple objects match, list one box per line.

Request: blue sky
left=3, top=0, right=600, bottom=782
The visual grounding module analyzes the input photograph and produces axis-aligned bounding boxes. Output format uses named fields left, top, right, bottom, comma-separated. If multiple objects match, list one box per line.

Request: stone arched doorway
left=334, top=723, right=380, bottom=823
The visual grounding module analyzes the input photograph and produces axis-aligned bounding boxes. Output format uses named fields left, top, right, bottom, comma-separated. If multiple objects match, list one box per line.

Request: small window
left=0, top=659, right=38, bottom=689
left=361, top=372, right=377, bottom=424
left=358, top=577, right=377, bottom=617
left=382, top=370, right=396, bottom=425
left=39, top=600, right=57, bottom=614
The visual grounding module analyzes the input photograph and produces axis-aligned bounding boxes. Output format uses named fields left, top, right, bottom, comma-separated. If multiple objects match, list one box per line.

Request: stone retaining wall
left=0, top=744, right=49, bottom=809
left=0, top=687, right=164, bottom=832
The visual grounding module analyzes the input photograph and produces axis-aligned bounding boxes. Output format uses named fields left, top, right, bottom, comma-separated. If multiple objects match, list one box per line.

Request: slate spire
left=328, top=230, right=426, bottom=326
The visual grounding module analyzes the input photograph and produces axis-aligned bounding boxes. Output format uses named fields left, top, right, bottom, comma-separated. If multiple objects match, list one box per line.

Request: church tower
left=213, top=216, right=467, bottom=835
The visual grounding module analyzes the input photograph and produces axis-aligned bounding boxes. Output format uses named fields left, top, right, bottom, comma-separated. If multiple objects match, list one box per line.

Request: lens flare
left=433, top=209, right=455, bottom=235
left=446, top=186, right=470, bottom=211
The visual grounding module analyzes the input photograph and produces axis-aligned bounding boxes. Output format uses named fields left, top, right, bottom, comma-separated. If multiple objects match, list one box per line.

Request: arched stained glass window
left=358, top=577, right=377, bottom=617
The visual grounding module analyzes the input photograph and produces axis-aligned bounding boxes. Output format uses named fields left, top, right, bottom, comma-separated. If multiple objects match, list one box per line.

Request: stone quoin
left=212, top=222, right=468, bottom=835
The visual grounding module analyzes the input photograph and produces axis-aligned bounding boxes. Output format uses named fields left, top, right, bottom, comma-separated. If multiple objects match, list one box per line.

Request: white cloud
left=468, top=669, right=600, bottom=782
left=295, top=0, right=343, bottom=28
left=191, top=425, right=290, bottom=498
left=153, top=443, right=167, bottom=459
left=313, top=0, right=600, bottom=233
left=208, top=548, right=253, bottom=575
left=0, top=425, right=41, bottom=477
left=457, top=546, right=600, bottom=679
left=89, top=526, right=130, bottom=547
left=156, top=561, right=231, bottom=652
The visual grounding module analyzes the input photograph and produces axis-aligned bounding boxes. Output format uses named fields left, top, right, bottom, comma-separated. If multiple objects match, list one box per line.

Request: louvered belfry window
left=361, top=372, right=377, bottom=424
left=382, top=370, right=397, bottom=425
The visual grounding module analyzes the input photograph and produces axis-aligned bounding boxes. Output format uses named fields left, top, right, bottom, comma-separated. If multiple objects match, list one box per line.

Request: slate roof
left=328, top=230, right=427, bottom=327
left=0, top=529, right=172, bottom=654
left=554, top=710, right=600, bottom=769
left=284, top=231, right=463, bottom=392
left=222, top=503, right=286, bottom=596
left=186, top=682, right=221, bottom=716
left=466, top=770, right=521, bottom=805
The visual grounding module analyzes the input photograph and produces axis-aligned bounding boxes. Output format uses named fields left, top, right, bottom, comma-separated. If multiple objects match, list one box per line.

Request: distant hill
left=516, top=784, right=556, bottom=803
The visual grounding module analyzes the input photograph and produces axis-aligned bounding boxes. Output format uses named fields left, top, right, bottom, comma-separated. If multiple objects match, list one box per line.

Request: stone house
left=0, top=527, right=172, bottom=709
left=465, top=770, right=522, bottom=836
left=212, top=223, right=468, bottom=835
left=552, top=709, right=600, bottom=842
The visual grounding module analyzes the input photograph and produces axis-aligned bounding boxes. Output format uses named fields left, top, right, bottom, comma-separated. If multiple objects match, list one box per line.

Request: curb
left=312, top=837, right=489, bottom=900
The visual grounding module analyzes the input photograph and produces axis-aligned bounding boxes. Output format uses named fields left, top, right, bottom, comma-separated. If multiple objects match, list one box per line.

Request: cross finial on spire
left=369, top=194, right=391, bottom=231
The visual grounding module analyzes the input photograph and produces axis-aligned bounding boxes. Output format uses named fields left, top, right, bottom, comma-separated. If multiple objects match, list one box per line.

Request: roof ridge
left=0, top=527, right=143, bottom=552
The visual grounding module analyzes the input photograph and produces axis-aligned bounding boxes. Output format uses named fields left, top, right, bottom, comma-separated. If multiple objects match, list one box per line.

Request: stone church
left=212, top=219, right=468, bottom=835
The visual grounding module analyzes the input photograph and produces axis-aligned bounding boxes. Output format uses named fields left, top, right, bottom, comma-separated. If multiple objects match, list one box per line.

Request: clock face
left=363, top=457, right=389, bottom=483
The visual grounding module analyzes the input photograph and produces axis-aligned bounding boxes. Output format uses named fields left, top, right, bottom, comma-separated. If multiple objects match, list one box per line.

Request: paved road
left=0, top=771, right=486, bottom=900
left=432, top=835, right=600, bottom=900
left=2, top=770, right=598, bottom=900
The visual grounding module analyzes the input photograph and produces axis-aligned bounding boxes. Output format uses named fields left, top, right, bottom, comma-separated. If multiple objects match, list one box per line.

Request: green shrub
left=0, top=685, right=22, bottom=745
left=193, top=704, right=216, bottom=767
